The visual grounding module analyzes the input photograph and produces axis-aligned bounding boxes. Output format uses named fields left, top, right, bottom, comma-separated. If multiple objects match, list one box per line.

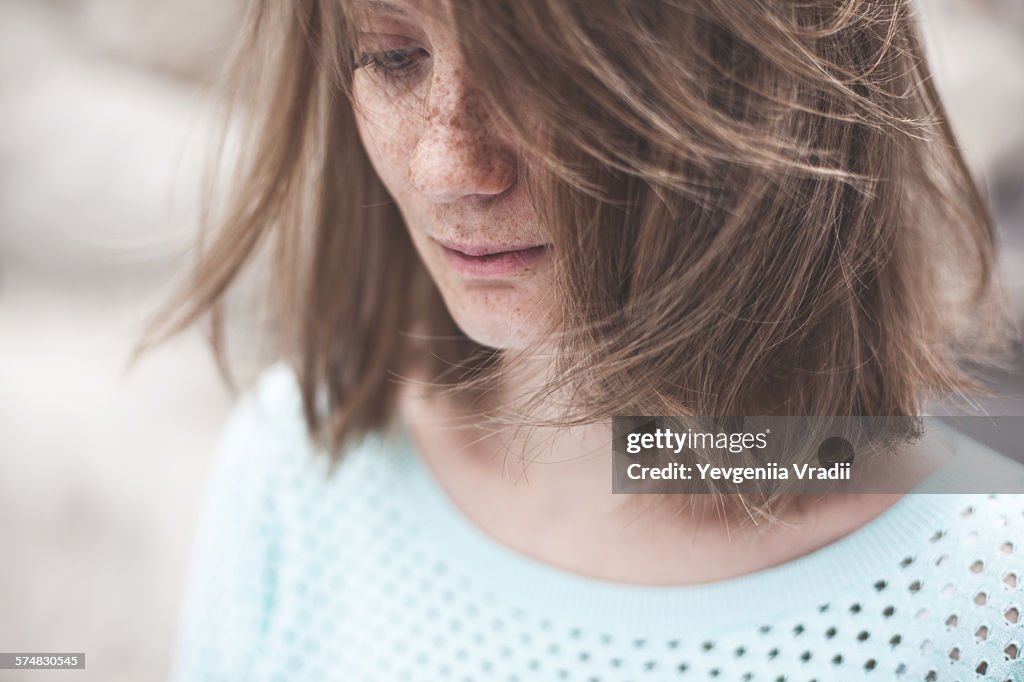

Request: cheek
left=352, top=80, right=421, bottom=199
left=351, top=88, right=443, bottom=281
left=352, top=84, right=441, bottom=271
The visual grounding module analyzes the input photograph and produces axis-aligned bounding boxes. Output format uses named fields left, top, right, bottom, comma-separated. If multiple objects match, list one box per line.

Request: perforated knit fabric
left=170, top=364, right=1024, bottom=682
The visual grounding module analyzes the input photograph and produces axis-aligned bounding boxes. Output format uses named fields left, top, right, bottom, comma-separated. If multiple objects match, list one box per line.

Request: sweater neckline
left=385, top=423, right=970, bottom=636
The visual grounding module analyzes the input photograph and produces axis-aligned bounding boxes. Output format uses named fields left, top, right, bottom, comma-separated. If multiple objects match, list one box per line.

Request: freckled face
left=349, top=0, right=556, bottom=351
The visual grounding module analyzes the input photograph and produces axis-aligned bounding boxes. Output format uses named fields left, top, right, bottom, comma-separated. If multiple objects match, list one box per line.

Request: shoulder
left=910, top=491, right=1023, bottom=678
left=211, top=361, right=400, bottom=504
left=222, top=361, right=308, bottom=447
left=171, top=363, right=315, bottom=680
left=905, top=422, right=1024, bottom=509
left=201, top=362, right=319, bottom=516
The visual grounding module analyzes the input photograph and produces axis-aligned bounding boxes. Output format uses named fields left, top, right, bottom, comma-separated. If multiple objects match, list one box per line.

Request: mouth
left=432, top=238, right=551, bottom=279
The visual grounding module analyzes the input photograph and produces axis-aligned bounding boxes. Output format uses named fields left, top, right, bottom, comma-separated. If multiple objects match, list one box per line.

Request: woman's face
left=350, top=0, right=556, bottom=351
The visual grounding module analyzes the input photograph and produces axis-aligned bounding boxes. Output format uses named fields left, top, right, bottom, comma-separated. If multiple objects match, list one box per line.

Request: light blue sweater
left=170, top=364, right=1024, bottom=681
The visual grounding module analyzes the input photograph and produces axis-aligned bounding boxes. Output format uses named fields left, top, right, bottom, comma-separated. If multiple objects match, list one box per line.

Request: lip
left=432, top=238, right=551, bottom=279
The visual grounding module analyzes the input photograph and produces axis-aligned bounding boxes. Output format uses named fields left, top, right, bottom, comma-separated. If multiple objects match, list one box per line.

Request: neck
left=398, top=352, right=907, bottom=585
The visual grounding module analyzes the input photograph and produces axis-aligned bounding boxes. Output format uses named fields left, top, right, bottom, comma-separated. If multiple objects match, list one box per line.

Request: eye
left=354, top=47, right=429, bottom=81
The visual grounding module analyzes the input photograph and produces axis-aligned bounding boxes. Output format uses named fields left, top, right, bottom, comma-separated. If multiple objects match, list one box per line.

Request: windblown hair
left=143, top=0, right=1007, bottom=457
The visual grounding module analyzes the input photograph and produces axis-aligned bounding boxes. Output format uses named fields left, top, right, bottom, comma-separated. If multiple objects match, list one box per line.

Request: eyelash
left=354, top=47, right=428, bottom=81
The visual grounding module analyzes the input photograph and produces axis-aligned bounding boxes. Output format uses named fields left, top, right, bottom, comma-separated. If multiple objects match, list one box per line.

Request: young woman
left=161, top=0, right=1024, bottom=679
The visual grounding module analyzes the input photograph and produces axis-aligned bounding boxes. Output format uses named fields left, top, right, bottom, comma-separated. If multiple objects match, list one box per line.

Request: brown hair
left=141, top=0, right=1008, bottom=457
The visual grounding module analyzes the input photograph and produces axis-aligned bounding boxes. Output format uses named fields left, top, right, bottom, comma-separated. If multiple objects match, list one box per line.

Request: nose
left=407, top=69, right=517, bottom=204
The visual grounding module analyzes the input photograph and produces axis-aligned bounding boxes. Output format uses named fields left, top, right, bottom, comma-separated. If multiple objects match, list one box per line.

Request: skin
left=351, top=0, right=555, bottom=351
left=351, top=0, right=907, bottom=585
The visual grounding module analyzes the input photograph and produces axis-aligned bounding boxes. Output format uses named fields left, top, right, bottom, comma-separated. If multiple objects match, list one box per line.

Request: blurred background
left=0, top=0, right=1022, bottom=680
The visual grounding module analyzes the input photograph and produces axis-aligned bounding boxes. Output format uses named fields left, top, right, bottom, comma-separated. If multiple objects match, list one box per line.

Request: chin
left=443, top=289, right=551, bottom=351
